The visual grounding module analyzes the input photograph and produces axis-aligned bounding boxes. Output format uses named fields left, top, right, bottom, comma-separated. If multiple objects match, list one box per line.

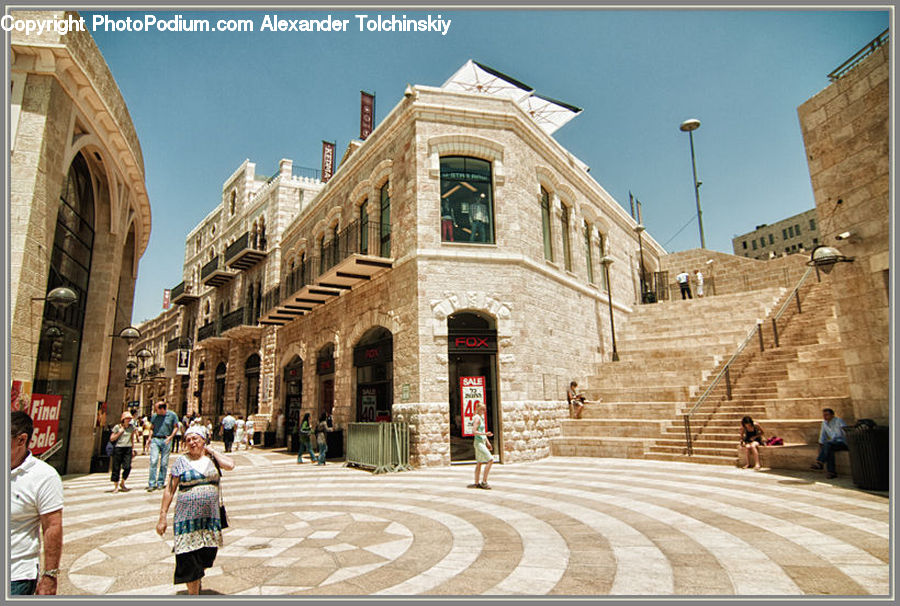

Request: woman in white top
left=234, top=416, right=245, bottom=450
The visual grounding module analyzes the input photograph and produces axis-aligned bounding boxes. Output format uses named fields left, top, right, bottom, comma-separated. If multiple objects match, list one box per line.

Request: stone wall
left=797, top=42, right=890, bottom=423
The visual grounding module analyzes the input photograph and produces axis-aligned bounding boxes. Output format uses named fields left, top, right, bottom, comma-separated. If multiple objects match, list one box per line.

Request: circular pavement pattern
left=57, top=450, right=889, bottom=596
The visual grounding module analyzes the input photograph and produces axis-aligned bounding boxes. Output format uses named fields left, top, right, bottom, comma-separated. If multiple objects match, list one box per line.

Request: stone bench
left=749, top=443, right=850, bottom=475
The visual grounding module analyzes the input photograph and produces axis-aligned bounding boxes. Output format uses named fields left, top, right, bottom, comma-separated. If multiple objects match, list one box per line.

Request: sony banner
left=321, top=140, right=335, bottom=183
left=360, top=91, right=375, bottom=140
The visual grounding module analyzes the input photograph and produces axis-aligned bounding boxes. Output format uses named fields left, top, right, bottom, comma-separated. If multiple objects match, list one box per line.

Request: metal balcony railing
left=318, top=220, right=388, bottom=276
left=221, top=307, right=258, bottom=332
left=171, top=281, right=185, bottom=300
left=225, top=231, right=268, bottom=270
left=201, top=256, right=220, bottom=281
left=828, top=28, right=889, bottom=82
left=197, top=321, right=220, bottom=342
left=165, top=336, right=192, bottom=353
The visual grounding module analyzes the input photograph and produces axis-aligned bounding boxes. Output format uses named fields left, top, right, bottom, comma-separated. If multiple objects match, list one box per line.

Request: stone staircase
left=551, top=287, right=785, bottom=459
left=552, top=277, right=851, bottom=472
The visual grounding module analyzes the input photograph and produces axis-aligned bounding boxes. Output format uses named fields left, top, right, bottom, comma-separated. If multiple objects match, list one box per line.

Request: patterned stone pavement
left=56, top=448, right=890, bottom=596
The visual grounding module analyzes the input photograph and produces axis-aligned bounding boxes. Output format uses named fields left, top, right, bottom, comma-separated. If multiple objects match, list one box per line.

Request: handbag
left=210, top=455, right=229, bottom=529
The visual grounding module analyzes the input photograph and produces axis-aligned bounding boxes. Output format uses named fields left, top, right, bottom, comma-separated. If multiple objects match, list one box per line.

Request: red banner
left=163, top=288, right=171, bottom=310
left=321, top=140, right=335, bottom=183
left=360, top=91, right=375, bottom=140
left=28, top=394, right=61, bottom=456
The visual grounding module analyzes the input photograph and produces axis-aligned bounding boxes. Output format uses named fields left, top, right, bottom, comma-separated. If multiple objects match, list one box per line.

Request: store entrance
left=448, top=312, right=499, bottom=463
left=354, top=328, right=393, bottom=422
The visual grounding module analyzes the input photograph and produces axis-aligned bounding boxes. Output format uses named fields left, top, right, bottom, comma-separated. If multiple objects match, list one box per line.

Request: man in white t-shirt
left=675, top=271, right=693, bottom=299
left=10, top=411, right=63, bottom=595
left=694, top=269, right=705, bottom=297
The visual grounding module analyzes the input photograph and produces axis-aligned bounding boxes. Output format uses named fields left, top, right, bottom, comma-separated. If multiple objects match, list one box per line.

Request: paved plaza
left=56, top=447, right=889, bottom=597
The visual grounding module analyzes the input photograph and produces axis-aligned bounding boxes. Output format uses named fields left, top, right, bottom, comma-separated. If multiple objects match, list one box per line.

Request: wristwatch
left=41, top=568, right=59, bottom=578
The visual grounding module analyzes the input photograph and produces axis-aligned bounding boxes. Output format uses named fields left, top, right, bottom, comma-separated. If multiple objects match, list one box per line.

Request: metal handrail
left=682, top=267, right=813, bottom=455
left=828, top=28, right=889, bottom=82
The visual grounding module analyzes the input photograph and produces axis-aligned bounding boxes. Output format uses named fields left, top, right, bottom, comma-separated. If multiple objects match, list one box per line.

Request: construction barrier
left=346, top=422, right=411, bottom=474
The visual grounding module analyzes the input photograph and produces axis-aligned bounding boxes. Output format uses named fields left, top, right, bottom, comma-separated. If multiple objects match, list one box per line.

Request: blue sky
left=81, top=8, right=888, bottom=324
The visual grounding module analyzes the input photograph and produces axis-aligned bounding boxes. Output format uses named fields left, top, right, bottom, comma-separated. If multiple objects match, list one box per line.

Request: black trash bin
left=845, top=423, right=889, bottom=490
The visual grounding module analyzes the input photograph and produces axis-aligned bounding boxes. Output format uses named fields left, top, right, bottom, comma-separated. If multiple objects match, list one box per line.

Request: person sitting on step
left=739, top=415, right=765, bottom=470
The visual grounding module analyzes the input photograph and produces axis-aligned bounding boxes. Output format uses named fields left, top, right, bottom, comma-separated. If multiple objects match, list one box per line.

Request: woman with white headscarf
left=156, top=426, right=234, bottom=594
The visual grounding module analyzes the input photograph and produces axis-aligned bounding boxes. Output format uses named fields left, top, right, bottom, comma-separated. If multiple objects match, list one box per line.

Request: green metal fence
left=346, top=422, right=411, bottom=474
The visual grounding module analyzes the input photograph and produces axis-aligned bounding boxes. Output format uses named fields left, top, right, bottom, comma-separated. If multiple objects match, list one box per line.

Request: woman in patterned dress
left=468, top=401, right=494, bottom=490
left=155, top=427, right=235, bottom=594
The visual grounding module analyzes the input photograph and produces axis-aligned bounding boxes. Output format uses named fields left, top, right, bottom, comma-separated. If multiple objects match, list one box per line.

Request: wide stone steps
left=559, top=419, right=668, bottom=439
left=585, top=385, right=696, bottom=402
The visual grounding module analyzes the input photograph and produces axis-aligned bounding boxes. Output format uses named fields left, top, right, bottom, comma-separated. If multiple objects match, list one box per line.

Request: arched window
left=359, top=199, right=369, bottom=254
left=379, top=182, right=391, bottom=256
left=560, top=202, right=572, bottom=271
left=541, top=186, right=553, bottom=261
left=440, top=157, right=493, bottom=244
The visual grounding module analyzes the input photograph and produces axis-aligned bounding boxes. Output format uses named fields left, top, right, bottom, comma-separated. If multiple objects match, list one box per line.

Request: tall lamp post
left=599, top=256, right=619, bottom=362
left=634, top=224, right=647, bottom=302
left=679, top=118, right=706, bottom=249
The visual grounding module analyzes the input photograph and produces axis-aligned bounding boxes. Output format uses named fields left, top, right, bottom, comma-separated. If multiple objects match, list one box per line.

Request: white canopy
left=442, top=60, right=582, bottom=135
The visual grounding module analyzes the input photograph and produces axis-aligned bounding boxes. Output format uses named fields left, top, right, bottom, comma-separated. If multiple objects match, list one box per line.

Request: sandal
left=479, top=482, right=492, bottom=490
left=466, top=483, right=480, bottom=489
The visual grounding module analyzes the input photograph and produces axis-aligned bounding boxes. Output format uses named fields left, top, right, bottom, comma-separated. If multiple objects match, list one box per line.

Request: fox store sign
left=448, top=334, right=497, bottom=354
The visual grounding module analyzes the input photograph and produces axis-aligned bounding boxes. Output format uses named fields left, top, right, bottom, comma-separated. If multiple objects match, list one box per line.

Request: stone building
left=123, top=308, right=180, bottom=418
left=797, top=30, right=890, bottom=424
left=9, top=11, right=152, bottom=473
left=157, top=62, right=666, bottom=467
left=732, top=208, right=821, bottom=260
left=167, top=159, right=325, bottom=429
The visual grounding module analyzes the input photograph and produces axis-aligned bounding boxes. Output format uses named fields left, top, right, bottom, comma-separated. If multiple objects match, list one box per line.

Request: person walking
left=314, top=412, right=329, bottom=465
left=220, top=412, right=236, bottom=452
left=141, top=416, right=152, bottom=455
left=810, top=408, right=848, bottom=479
left=244, top=417, right=255, bottom=450
left=676, top=271, right=693, bottom=299
left=694, top=269, right=705, bottom=298
left=297, top=413, right=317, bottom=463
left=234, top=415, right=246, bottom=451
left=109, top=411, right=138, bottom=492
left=171, top=419, right=184, bottom=454
left=156, top=427, right=235, bottom=595
left=467, top=401, right=494, bottom=489
left=10, top=411, right=63, bottom=595
left=275, top=408, right=286, bottom=447
left=147, top=401, right=179, bottom=492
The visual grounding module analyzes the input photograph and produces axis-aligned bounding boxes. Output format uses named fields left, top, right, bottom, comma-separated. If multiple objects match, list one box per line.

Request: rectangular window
left=782, top=228, right=788, bottom=240
left=795, top=224, right=801, bottom=234
left=541, top=186, right=553, bottom=261
left=788, top=226, right=794, bottom=238
left=359, top=199, right=369, bottom=254
left=813, top=237, right=818, bottom=245
left=380, top=182, right=391, bottom=257
left=809, top=218, right=816, bottom=231
left=769, top=234, right=774, bottom=245
left=440, top=156, right=494, bottom=244
left=560, top=204, right=572, bottom=271
left=584, top=222, right=594, bottom=283
left=752, top=240, right=757, bottom=250
left=760, top=237, right=766, bottom=248
left=742, top=241, right=747, bottom=250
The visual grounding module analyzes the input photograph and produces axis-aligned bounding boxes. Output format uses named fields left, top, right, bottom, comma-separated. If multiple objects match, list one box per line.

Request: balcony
left=171, top=281, right=199, bottom=305
left=316, top=220, right=393, bottom=291
left=225, top=231, right=268, bottom=271
left=201, top=255, right=236, bottom=288
left=220, top=306, right=262, bottom=338
left=165, top=336, right=193, bottom=353
left=257, top=221, right=392, bottom=326
left=197, top=321, right=220, bottom=343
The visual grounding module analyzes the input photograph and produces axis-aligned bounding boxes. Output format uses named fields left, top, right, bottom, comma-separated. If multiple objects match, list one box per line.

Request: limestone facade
left=732, top=208, right=822, bottom=260
left=797, top=38, right=890, bottom=423
left=9, top=11, right=151, bottom=473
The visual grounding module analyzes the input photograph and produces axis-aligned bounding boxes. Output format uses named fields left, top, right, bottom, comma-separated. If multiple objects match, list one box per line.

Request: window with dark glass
left=788, top=226, right=794, bottom=238
left=331, top=224, right=339, bottom=265
left=584, top=222, right=593, bottom=283
left=769, top=234, right=774, bottom=245
left=541, top=186, right=553, bottom=260
left=742, top=241, right=747, bottom=249
left=783, top=228, right=788, bottom=240
left=560, top=203, right=572, bottom=271
left=752, top=240, right=757, bottom=250
left=809, top=218, right=816, bottom=231
left=359, top=199, right=369, bottom=254
left=440, top=156, right=494, bottom=244
left=379, top=182, right=391, bottom=257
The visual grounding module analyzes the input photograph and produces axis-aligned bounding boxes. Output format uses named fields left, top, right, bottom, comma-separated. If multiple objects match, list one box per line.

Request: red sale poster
left=459, top=376, right=485, bottom=437
left=28, top=394, right=61, bottom=456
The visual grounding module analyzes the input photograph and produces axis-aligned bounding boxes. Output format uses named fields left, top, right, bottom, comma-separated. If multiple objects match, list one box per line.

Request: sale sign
left=360, top=387, right=377, bottom=422
left=460, top=376, right=485, bottom=437
left=28, top=394, right=61, bottom=456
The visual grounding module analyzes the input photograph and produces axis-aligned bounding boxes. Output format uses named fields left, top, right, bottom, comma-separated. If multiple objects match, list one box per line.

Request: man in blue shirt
left=221, top=411, right=236, bottom=453
left=146, top=401, right=178, bottom=491
left=810, top=408, right=847, bottom=479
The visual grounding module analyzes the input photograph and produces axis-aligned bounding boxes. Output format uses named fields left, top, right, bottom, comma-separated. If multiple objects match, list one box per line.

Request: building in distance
left=732, top=208, right=820, bottom=260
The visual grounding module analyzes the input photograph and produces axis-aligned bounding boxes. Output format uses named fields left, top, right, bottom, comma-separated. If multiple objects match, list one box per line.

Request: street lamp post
left=600, top=256, right=619, bottom=362
left=679, top=118, right=706, bottom=249
left=634, top=224, right=647, bottom=302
